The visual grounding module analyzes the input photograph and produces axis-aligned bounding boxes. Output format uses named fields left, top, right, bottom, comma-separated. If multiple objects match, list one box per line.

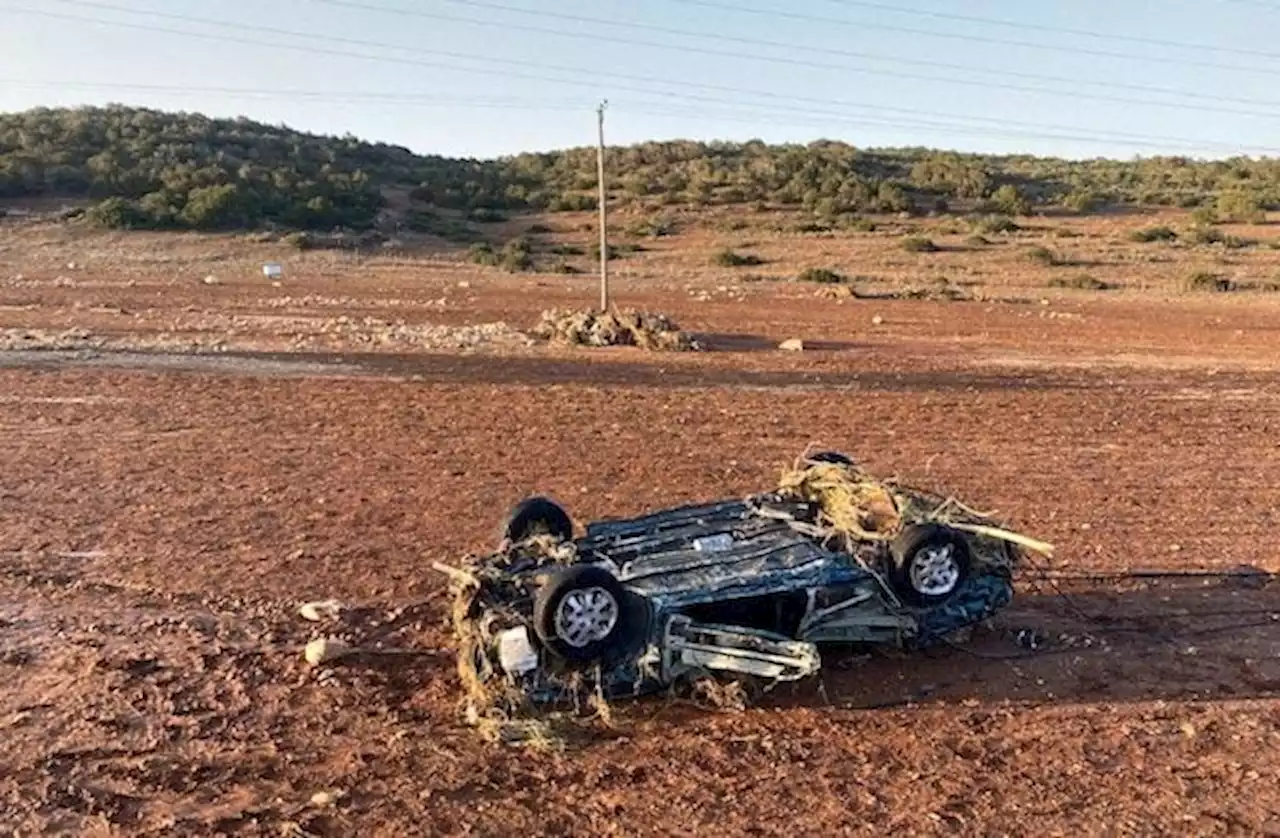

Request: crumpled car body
left=443, top=456, right=1048, bottom=713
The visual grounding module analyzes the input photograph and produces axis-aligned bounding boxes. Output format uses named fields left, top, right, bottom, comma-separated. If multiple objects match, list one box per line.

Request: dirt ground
left=2, top=213, right=1280, bottom=836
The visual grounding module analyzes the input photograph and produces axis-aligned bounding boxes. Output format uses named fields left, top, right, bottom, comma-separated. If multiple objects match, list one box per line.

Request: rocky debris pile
left=532, top=308, right=699, bottom=351
left=815, top=280, right=974, bottom=302
left=310, top=316, right=533, bottom=351
left=263, top=294, right=447, bottom=310
left=0, top=328, right=106, bottom=351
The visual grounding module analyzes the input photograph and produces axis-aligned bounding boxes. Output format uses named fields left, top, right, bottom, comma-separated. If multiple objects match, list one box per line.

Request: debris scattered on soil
left=299, top=599, right=344, bottom=622
left=0, top=328, right=104, bottom=351
left=532, top=308, right=699, bottom=351
left=778, top=338, right=805, bottom=352
left=304, top=637, right=353, bottom=666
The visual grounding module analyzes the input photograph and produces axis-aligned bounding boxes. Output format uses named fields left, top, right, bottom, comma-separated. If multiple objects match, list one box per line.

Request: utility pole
left=596, top=100, right=609, bottom=312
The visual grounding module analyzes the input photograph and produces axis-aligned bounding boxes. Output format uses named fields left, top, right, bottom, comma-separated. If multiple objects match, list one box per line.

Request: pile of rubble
left=531, top=308, right=699, bottom=351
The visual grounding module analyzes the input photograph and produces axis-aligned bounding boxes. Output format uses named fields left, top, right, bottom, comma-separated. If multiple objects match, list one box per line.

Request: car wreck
left=436, top=451, right=1053, bottom=739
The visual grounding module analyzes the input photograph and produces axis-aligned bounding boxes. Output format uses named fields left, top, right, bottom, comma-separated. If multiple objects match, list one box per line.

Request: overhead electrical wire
left=818, top=0, right=1280, bottom=62
left=9, top=2, right=1280, bottom=155
left=305, top=0, right=1280, bottom=110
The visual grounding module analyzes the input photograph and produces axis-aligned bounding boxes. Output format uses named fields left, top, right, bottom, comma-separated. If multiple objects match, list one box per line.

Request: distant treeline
left=0, top=105, right=1276, bottom=231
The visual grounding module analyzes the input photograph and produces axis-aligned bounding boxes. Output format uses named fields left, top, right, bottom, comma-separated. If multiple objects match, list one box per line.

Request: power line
left=307, top=0, right=1280, bottom=112
left=8, top=4, right=1280, bottom=156
left=660, top=0, right=1280, bottom=77
left=15, top=78, right=1275, bottom=154
left=819, top=0, right=1280, bottom=63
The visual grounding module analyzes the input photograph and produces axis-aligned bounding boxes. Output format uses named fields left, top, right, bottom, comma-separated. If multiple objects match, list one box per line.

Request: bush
left=284, top=231, right=315, bottom=250
left=467, top=242, right=499, bottom=266
left=1128, top=225, right=1178, bottom=243
left=972, top=214, right=1020, bottom=234
left=843, top=216, right=877, bottom=232
left=1186, top=226, right=1256, bottom=248
left=1048, top=274, right=1111, bottom=290
left=84, top=197, right=149, bottom=229
left=987, top=184, right=1031, bottom=216
left=1190, top=205, right=1219, bottom=226
left=467, top=207, right=508, bottom=223
left=1024, top=245, right=1060, bottom=266
left=626, top=215, right=678, bottom=237
left=965, top=234, right=990, bottom=247
left=901, top=235, right=939, bottom=253
left=1183, top=271, right=1233, bottom=292
left=712, top=248, right=764, bottom=267
left=499, top=237, right=535, bottom=272
left=525, top=223, right=553, bottom=234
left=1216, top=190, right=1266, bottom=224
left=1063, top=190, right=1101, bottom=214
left=797, top=267, right=846, bottom=284
left=547, top=243, right=584, bottom=256
left=792, top=220, right=832, bottom=234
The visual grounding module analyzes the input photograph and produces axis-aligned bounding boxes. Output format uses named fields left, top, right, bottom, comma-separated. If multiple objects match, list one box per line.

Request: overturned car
left=438, top=452, right=1052, bottom=728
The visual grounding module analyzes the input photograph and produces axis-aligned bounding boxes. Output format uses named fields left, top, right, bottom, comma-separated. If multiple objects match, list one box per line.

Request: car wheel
left=890, top=524, right=971, bottom=606
left=533, top=565, right=642, bottom=667
left=500, top=496, right=573, bottom=546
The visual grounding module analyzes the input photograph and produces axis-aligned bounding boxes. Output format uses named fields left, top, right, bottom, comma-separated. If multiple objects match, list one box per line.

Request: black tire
left=533, top=564, right=644, bottom=667
left=500, top=496, right=573, bottom=546
left=889, top=524, right=972, bottom=606
left=805, top=450, right=855, bottom=467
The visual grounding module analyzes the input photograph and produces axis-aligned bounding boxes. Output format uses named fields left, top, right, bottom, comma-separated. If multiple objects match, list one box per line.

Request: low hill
left=1, top=105, right=1278, bottom=232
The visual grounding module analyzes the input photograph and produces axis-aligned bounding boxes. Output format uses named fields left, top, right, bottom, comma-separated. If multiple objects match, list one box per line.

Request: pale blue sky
left=3, top=0, right=1280, bottom=160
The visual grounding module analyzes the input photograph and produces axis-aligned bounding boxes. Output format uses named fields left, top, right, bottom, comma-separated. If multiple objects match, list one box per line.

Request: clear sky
left=3, top=0, right=1280, bottom=160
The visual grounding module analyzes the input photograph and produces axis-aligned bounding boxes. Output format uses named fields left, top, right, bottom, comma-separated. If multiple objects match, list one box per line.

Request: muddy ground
left=1, top=219, right=1280, bottom=836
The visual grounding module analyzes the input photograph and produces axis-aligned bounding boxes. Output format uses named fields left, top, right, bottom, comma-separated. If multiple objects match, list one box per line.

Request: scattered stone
left=457, top=280, right=471, bottom=289
left=299, top=599, right=344, bottom=622
left=871, top=315, right=884, bottom=325
left=304, top=637, right=353, bottom=666
left=778, top=338, right=804, bottom=352
left=310, top=791, right=336, bottom=807
left=201, top=275, right=219, bottom=285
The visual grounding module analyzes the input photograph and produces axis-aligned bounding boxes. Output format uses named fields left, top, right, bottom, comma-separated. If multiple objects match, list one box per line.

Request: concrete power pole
left=596, top=100, right=609, bottom=312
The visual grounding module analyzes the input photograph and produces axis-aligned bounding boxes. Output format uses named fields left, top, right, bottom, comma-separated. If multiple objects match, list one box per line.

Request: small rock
left=201, top=275, right=219, bottom=285
left=299, top=599, right=344, bottom=622
left=457, top=280, right=471, bottom=289
left=1180, top=722, right=1197, bottom=738
left=67, top=262, right=77, bottom=270
left=778, top=338, right=804, bottom=352
left=871, top=315, right=884, bottom=325
left=304, top=637, right=352, bottom=666
left=310, top=791, right=335, bottom=807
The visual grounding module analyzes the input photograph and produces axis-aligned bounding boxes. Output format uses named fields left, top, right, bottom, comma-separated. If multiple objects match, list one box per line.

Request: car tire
left=890, top=524, right=971, bottom=606
left=500, top=496, right=573, bottom=546
left=533, top=564, right=642, bottom=667
left=805, top=450, right=855, bottom=467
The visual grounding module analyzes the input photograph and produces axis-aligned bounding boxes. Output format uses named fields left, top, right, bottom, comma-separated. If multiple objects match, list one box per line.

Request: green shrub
left=284, top=231, right=314, bottom=250
left=1063, top=190, right=1101, bottom=214
left=525, top=223, right=553, bottom=234
left=84, top=197, right=149, bottom=229
left=901, top=235, right=939, bottom=253
left=1183, top=271, right=1233, bottom=292
left=965, top=234, right=990, bottom=247
left=972, top=214, right=1020, bottom=234
left=1024, top=245, right=1060, bottom=266
left=987, top=184, right=1031, bottom=216
left=1190, top=205, right=1219, bottom=226
left=843, top=216, right=878, bottom=232
left=467, top=207, right=507, bottom=223
left=499, top=237, right=535, bottom=272
left=1048, top=274, right=1111, bottom=290
left=797, top=267, right=846, bottom=284
left=1128, top=225, right=1178, bottom=243
left=712, top=248, right=764, bottom=267
left=792, top=220, right=833, bottom=234
left=1216, top=190, right=1266, bottom=224
left=467, top=242, right=499, bottom=266
left=547, top=243, right=584, bottom=256
left=627, top=215, right=678, bottom=237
